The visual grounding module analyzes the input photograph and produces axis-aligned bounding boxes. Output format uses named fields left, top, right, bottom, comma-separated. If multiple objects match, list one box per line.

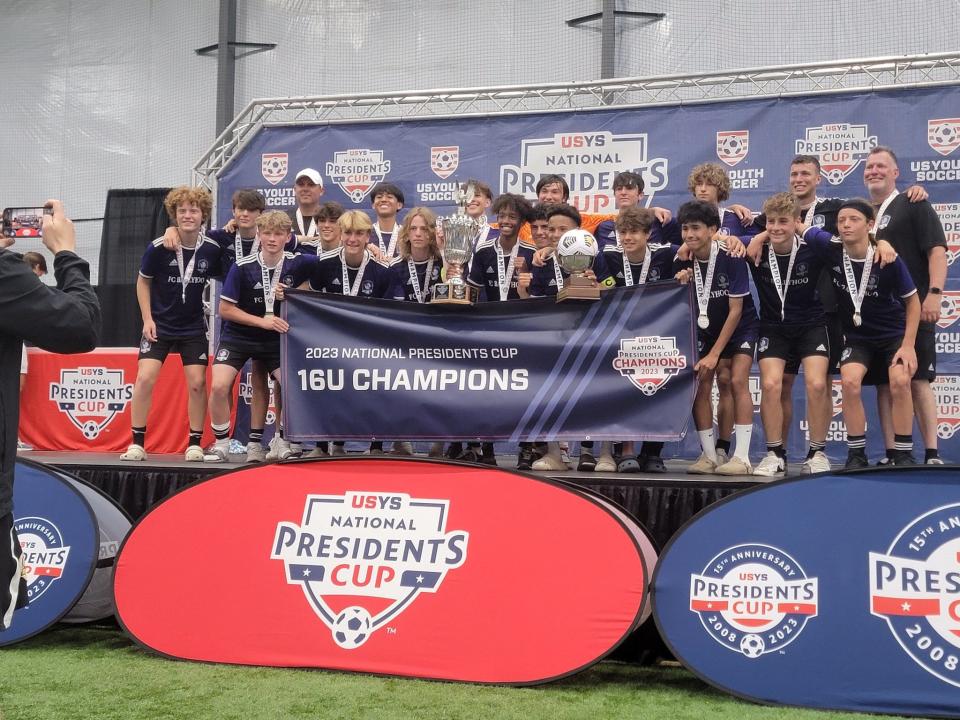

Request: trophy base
left=557, top=285, right=601, bottom=302
left=430, top=283, right=477, bottom=305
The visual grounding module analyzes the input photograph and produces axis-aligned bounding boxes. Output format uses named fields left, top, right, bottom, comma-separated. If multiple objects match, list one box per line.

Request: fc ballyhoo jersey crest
left=326, top=149, right=392, bottom=203
left=689, top=543, right=818, bottom=659
left=49, top=367, right=133, bottom=440
left=612, top=336, right=687, bottom=395
left=716, top=130, right=749, bottom=167
left=795, top=123, right=878, bottom=185
left=928, top=118, right=960, bottom=157
left=933, top=376, right=960, bottom=440
left=261, top=153, right=288, bottom=185
left=430, top=146, right=459, bottom=179
left=271, top=490, right=468, bottom=649
left=869, top=503, right=960, bottom=687
left=15, top=516, right=71, bottom=603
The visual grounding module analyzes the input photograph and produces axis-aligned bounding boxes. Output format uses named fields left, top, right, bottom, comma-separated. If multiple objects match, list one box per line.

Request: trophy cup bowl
left=556, top=229, right=601, bottom=301
left=431, top=213, right=481, bottom=304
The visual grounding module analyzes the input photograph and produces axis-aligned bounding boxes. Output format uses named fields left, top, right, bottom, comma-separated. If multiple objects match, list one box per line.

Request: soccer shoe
left=686, top=453, right=718, bottom=475
left=245, top=443, right=266, bottom=463
left=532, top=448, right=567, bottom=471
left=288, top=442, right=303, bottom=458
left=330, top=444, right=347, bottom=457
left=617, top=456, right=641, bottom=473
left=274, top=437, right=295, bottom=461
left=715, top=449, right=729, bottom=466
left=640, top=455, right=667, bottom=473
left=478, top=453, right=497, bottom=466
left=926, top=457, right=945, bottom=465
left=577, top=451, right=597, bottom=472
left=844, top=451, right=869, bottom=470
left=367, top=444, right=385, bottom=455
left=753, top=452, right=785, bottom=478
left=265, top=436, right=279, bottom=461
left=120, top=444, right=147, bottom=461
left=715, top=456, right=753, bottom=476
left=892, top=452, right=917, bottom=466
left=455, top=448, right=480, bottom=464
left=802, top=450, right=831, bottom=474
left=16, top=439, right=32, bottom=451
left=391, top=441, right=414, bottom=456
left=516, top=448, right=535, bottom=470
left=228, top=438, right=245, bottom=455
left=184, top=445, right=205, bottom=462
left=305, top=446, right=328, bottom=458
left=444, top=442, right=463, bottom=460
left=203, top=444, right=229, bottom=463
left=595, top=452, right=617, bottom=473
left=428, top=442, right=444, bottom=458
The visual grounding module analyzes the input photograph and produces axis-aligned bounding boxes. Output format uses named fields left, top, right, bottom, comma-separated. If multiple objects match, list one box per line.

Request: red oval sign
left=114, top=458, right=647, bottom=683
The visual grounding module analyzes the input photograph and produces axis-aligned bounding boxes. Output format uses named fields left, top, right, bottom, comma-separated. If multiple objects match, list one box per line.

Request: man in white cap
left=288, top=168, right=325, bottom=245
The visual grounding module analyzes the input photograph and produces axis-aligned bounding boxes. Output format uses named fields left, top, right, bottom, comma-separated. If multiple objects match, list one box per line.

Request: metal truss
left=193, top=52, right=960, bottom=189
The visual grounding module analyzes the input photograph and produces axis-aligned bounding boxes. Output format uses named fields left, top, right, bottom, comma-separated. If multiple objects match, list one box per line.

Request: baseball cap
left=295, top=168, right=324, bottom=188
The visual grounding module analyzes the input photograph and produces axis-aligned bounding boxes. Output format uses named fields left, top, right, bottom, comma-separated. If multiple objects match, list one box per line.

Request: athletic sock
left=581, top=441, right=594, bottom=451
left=847, top=434, right=866, bottom=453
left=807, top=440, right=826, bottom=459
left=697, top=429, right=718, bottom=462
left=249, top=428, right=264, bottom=444
left=886, top=448, right=896, bottom=460
left=767, top=441, right=786, bottom=460
left=925, top=448, right=940, bottom=462
left=894, top=434, right=914, bottom=454
left=132, top=426, right=146, bottom=447
left=734, top=424, right=753, bottom=462
left=715, top=438, right=731, bottom=454
left=212, top=421, right=230, bottom=441
left=188, top=430, right=203, bottom=447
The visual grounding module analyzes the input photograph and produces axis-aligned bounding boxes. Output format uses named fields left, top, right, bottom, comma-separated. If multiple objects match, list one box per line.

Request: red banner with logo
left=18, top=348, right=224, bottom=452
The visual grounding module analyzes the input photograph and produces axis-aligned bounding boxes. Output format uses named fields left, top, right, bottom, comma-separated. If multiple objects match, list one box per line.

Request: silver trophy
left=431, top=182, right=481, bottom=304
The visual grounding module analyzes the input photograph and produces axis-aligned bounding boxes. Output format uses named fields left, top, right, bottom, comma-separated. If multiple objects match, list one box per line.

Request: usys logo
left=15, top=517, right=71, bottom=603
left=716, top=130, right=749, bottom=166
left=430, top=146, right=459, bottom=179
left=929, top=118, right=960, bottom=157
left=932, top=376, right=960, bottom=440
left=499, top=130, right=668, bottom=213
left=613, top=336, right=688, bottom=395
left=49, top=367, right=133, bottom=440
left=261, top=153, right=288, bottom=185
left=938, top=291, right=960, bottom=329
left=795, top=123, right=878, bottom=185
left=689, top=543, right=818, bottom=659
left=869, top=503, right=960, bottom=687
left=933, top=203, right=960, bottom=266
left=271, top=491, right=469, bottom=649
left=326, top=149, right=392, bottom=203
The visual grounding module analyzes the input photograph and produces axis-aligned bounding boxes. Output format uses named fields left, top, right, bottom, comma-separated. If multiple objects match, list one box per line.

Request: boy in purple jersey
left=367, top=183, right=404, bottom=261
left=121, top=187, right=222, bottom=462
left=604, top=206, right=679, bottom=473
left=390, top=207, right=443, bottom=304
left=523, top=205, right=613, bottom=298
left=467, top=194, right=537, bottom=303
left=675, top=200, right=759, bottom=476
left=204, top=212, right=313, bottom=462
left=297, top=201, right=344, bottom=256
left=803, top=199, right=920, bottom=468
left=593, top=171, right=679, bottom=250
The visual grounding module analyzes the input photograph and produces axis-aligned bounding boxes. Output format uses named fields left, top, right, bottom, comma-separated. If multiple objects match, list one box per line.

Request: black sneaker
left=517, top=448, right=535, bottom=470
left=844, top=451, right=869, bottom=470
left=578, top=451, right=597, bottom=472
left=641, top=455, right=667, bottom=473
left=479, top=453, right=497, bottom=466
left=892, top=452, right=917, bottom=466
left=456, top=448, right=479, bottom=464
left=445, top=442, right=463, bottom=460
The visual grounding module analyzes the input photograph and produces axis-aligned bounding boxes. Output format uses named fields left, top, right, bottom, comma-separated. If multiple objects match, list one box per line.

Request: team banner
left=281, top=284, right=696, bottom=442
left=653, top=467, right=960, bottom=717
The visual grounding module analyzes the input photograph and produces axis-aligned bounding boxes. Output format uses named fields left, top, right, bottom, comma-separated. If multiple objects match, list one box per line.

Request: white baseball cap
left=295, top=167, right=324, bottom=188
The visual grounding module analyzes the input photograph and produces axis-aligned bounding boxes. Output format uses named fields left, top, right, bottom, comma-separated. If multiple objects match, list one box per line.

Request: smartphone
left=2, top=206, right=50, bottom=239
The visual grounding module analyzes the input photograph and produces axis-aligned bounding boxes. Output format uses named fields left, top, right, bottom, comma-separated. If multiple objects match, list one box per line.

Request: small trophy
left=556, top=229, right=601, bottom=301
left=431, top=182, right=481, bottom=304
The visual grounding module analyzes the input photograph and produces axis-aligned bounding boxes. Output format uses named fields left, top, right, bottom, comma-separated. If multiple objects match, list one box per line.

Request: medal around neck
left=556, top=229, right=600, bottom=302
left=431, top=181, right=480, bottom=305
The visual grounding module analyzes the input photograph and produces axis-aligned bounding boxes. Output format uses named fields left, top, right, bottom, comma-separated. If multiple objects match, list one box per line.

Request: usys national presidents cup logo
left=15, top=517, right=71, bottom=603
left=613, top=336, right=687, bottom=395
left=690, top=543, right=819, bottom=658
left=271, top=491, right=468, bottom=649
left=49, top=367, right=134, bottom=440
left=870, top=503, right=960, bottom=687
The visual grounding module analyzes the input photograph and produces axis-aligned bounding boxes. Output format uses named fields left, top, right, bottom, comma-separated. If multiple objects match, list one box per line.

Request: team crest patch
left=841, top=347, right=853, bottom=362
left=430, top=146, right=459, bottom=179
left=15, top=516, right=71, bottom=603
left=795, top=123, right=878, bottom=185
left=716, top=130, right=749, bottom=167
left=197, top=258, right=210, bottom=274
left=361, top=280, right=374, bottom=295
left=758, top=337, right=769, bottom=353
left=326, top=149, right=391, bottom=203
left=690, top=543, right=818, bottom=658
left=49, top=367, right=133, bottom=440
left=878, top=215, right=891, bottom=230
left=812, top=214, right=826, bottom=228
left=271, top=491, right=469, bottom=649
left=216, top=349, right=230, bottom=362
left=613, top=336, right=688, bottom=396
left=139, top=339, right=151, bottom=353
left=928, top=118, right=960, bottom=157
left=261, top=153, right=288, bottom=185
left=870, top=503, right=960, bottom=686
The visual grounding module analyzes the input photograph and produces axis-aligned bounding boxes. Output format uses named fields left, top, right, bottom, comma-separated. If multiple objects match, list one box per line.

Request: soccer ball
left=557, top=229, right=598, bottom=259
left=931, top=123, right=957, bottom=148
left=740, top=633, right=765, bottom=658
left=433, top=149, right=457, bottom=173
left=824, top=168, right=846, bottom=185
left=81, top=421, right=101, bottom=440
left=332, top=606, right=372, bottom=649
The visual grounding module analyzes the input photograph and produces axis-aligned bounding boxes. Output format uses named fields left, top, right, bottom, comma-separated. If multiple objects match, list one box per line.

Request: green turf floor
left=0, top=625, right=893, bottom=720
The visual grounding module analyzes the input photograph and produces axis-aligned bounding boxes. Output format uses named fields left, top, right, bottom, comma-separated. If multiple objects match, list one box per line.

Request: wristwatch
left=929, top=287, right=942, bottom=295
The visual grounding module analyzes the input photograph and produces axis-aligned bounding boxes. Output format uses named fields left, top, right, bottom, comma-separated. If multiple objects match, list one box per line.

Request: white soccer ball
left=931, top=123, right=957, bottom=148
left=332, top=606, right=372, bottom=649
left=719, top=136, right=744, bottom=159
left=740, top=633, right=765, bottom=658
left=557, top=229, right=598, bottom=259
left=82, top=421, right=100, bottom=440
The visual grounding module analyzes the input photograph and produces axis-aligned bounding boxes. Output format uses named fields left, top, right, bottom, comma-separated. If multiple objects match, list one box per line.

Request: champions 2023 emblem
left=49, top=367, right=134, bottom=440
left=613, top=336, right=687, bottom=395
left=870, top=503, right=960, bottom=687
left=271, top=491, right=469, bottom=649
left=689, top=544, right=818, bottom=659
left=15, top=516, right=71, bottom=603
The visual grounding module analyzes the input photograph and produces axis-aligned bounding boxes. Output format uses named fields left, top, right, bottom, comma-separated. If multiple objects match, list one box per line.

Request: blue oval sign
left=653, top=467, right=960, bottom=717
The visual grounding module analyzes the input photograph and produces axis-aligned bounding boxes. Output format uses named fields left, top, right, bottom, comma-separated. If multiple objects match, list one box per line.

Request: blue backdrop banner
left=281, top=283, right=696, bottom=442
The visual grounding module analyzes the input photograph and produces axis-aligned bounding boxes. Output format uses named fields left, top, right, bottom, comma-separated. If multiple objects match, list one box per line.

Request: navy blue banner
left=653, top=467, right=960, bottom=717
left=281, top=284, right=696, bottom=441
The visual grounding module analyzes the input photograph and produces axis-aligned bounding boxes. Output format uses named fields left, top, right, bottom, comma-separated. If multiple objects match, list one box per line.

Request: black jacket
left=0, top=249, right=100, bottom=515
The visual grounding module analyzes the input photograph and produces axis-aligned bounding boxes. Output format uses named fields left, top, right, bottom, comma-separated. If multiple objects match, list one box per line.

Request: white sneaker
left=245, top=443, right=266, bottom=463
left=802, top=450, right=831, bottom=474
left=715, top=455, right=753, bottom=476
left=265, top=435, right=279, bottom=461
left=753, top=451, right=785, bottom=477
left=391, top=441, right=414, bottom=456
left=532, top=448, right=567, bottom=471
left=331, top=444, right=347, bottom=457
left=715, top=448, right=729, bottom=466
left=306, top=446, right=328, bottom=458
left=428, top=442, right=444, bottom=458
left=184, top=445, right=205, bottom=462
left=203, top=443, right=229, bottom=463
left=686, top=452, right=718, bottom=474
left=595, top=443, right=617, bottom=473
left=926, top=457, right=945, bottom=465
left=274, top=437, right=294, bottom=461
left=228, top=438, right=245, bottom=455
left=288, top=442, right=303, bottom=458
left=120, top=443, right=147, bottom=461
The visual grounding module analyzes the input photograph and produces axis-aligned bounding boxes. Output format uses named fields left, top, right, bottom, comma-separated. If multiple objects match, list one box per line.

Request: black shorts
left=214, top=339, right=281, bottom=374
left=139, top=334, right=208, bottom=366
left=757, top=322, right=830, bottom=374
left=841, top=335, right=904, bottom=378
left=698, top=332, right=756, bottom=361
left=861, top=324, right=936, bottom=385
left=0, top=513, right=27, bottom=630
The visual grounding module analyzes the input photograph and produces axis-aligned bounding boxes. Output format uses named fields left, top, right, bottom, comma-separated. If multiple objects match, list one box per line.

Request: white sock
left=547, top=441, right=562, bottom=457
left=734, top=424, right=753, bottom=461
left=697, top=429, right=718, bottom=461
